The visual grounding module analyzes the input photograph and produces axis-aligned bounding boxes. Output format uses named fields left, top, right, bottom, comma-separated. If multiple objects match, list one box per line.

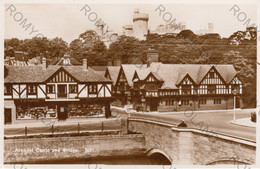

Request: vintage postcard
left=1, top=0, right=259, bottom=168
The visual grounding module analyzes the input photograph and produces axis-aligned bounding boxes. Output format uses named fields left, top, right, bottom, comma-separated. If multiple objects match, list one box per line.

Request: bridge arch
left=146, top=148, right=172, bottom=165
left=206, top=158, right=250, bottom=165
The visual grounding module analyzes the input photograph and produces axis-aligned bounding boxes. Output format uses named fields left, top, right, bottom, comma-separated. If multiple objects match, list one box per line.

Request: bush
left=251, top=112, right=256, bottom=123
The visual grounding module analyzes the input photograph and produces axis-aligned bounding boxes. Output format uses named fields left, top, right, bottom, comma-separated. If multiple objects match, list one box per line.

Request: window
left=182, top=85, right=191, bottom=95
left=208, top=85, right=216, bottom=94
left=145, top=84, right=157, bottom=91
left=47, top=85, right=55, bottom=94
left=69, top=84, right=78, bottom=93
left=118, top=83, right=125, bottom=91
left=27, top=85, right=36, bottom=95
left=134, top=82, right=140, bottom=89
left=4, top=84, right=12, bottom=95
left=214, top=99, right=221, bottom=104
left=231, top=84, right=240, bottom=94
left=209, top=72, right=214, bottom=78
left=199, top=99, right=207, bottom=104
left=89, top=84, right=97, bottom=94
left=181, top=100, right=189, bottom=105
left=165, top=99, right=174, bottom=106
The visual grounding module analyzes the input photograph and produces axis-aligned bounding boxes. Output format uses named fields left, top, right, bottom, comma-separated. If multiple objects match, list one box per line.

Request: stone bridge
left=127, top=118, right=256, bottom=165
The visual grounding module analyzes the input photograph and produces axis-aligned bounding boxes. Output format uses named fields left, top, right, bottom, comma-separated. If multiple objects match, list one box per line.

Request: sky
left=4, top=3, right=257, bottom=44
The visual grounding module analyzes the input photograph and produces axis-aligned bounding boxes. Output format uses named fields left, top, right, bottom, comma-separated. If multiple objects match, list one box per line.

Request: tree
left=46, top=37, right=68, bottom=59
left=176, top=29, right=197, bottom=41
left=108, top=35, right=145, bottom=64
left=69, top=30, right=107, bottom=65
left=4, top=38, right=21, bottom=58
left=22, top=37, right=49, bottom=59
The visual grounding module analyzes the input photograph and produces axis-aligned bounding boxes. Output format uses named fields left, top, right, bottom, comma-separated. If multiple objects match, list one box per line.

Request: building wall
left=4, top=100, right=16, bottom=123
left=156, top=96, right=242, bottom=112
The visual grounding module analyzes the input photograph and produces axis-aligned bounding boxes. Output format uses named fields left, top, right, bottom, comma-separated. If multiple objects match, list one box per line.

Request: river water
left=35, top=155, right=170, bottom=165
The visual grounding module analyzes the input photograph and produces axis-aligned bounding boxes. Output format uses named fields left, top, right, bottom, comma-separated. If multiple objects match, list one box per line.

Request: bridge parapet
left=128, top=118, right=256, bottom=165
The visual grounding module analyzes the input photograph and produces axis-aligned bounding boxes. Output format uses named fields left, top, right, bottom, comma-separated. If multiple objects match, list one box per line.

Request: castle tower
left=133, top=9, right=149, bottom=40
left=96, top=21, right=105, bottom=39
left=208, top=23, right=214, bottom=33
left=122, top=25, right=134, bottom=36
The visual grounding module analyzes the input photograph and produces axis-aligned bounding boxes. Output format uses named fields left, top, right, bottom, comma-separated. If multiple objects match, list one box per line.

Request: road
left=5, top=109, right=256, bottom=141
left=130, top=109, right=256, bottom=141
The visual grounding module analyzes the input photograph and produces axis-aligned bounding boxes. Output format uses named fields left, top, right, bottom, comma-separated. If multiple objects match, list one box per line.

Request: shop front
left=14, top=99, right=108, bottom=121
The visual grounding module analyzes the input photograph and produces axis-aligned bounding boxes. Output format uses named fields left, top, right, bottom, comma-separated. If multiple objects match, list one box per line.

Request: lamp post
left=232, top=88, right=238, bottom=122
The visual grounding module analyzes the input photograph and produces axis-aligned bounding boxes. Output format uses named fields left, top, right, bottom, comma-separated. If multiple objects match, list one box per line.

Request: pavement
left=231, top=118, right=256, bottom=128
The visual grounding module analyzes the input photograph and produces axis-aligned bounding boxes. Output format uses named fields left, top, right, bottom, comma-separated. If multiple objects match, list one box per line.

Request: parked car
left=124, top=104, right=133, bottom=113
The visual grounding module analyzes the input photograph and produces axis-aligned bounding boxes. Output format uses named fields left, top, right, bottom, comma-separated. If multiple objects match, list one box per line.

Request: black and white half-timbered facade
left=109, top=62, right=243, bottom=112
left=4, top=58, right=113, bottom=123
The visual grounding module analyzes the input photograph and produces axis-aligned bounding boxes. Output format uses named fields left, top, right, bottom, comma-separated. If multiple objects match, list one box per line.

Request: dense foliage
left=4, top=28, right=257, bottom=108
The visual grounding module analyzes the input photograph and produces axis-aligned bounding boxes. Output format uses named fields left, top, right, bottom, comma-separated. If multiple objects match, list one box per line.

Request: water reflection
left=34, top=154, right=171, bottom=165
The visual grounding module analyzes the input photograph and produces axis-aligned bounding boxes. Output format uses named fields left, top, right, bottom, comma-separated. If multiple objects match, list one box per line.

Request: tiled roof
left=95, top=71, right=106, bottom=77
left=106, top=66, right=120, bottom=85
left=63, top=66, right=112, bottom=82
left=121, top=64, right=144, bottom=86
left=91, top=66, right=107, bottom=71
left=214, top=65, right=237, bottom=83
left=4, top=65, right=112, bottom=83
left=122, top=63, right=238, bottom=89
left=91, top=66, right=108, bottom=78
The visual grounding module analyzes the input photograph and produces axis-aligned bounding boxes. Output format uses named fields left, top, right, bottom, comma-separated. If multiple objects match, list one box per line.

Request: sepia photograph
left=2, top=0, right=259, bottom=168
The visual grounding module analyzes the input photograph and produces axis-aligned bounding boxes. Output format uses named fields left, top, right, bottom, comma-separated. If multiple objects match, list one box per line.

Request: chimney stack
left=83, top=58, right=88, bottom=71
left=147, top=48, right=158, bottom=67
left=42, top=57, right=47, bottom=70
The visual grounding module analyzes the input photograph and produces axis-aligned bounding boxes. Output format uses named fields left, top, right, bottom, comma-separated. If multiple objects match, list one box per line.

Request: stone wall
left=128, top=120, right=176, bottom=162
left=4, top=134, right=146, bottom=164
left=192, top=132, right=255, bottom=165
left=128, top=118, right=256, bottom=165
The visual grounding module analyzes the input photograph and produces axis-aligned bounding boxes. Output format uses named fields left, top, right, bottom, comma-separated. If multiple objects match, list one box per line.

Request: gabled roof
left=121, top=64, right=147, bottom=86
left=214, top=65, right=237, bottom=83
left=106, top=66, right=120, bottom=85
left=144, top=72, right=163, bottom=82
left=4, top=65, right=112, bottom=83
left=120, top=62, right=238, bottom=89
